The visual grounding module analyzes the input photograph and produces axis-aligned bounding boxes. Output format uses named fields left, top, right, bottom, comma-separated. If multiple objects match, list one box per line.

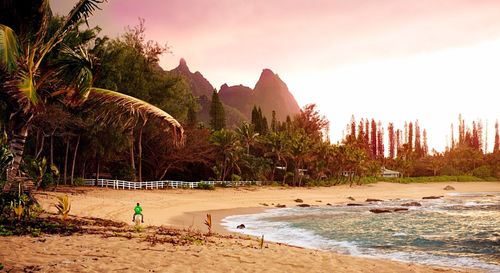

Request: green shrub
left=472, top=166, right=492, bottom=179
left=231, top=174, right=241, bottom=181
left=73, top=177, right=86, bottom=186
left=41, top=172, right=55, bottom=188
left=197, top=182, right=215, bottom=190
left=0, top=225, right=12, bottom=236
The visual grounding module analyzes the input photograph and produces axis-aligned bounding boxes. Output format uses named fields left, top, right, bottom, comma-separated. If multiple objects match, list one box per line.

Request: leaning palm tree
left=0, top=0, right=183, bottom=192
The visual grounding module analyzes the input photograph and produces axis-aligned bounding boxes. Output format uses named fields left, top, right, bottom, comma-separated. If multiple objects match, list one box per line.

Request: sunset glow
left=51, top=0, right=500, bottom=151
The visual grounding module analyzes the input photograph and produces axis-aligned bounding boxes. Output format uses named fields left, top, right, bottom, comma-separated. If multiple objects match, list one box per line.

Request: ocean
left=221, top=192, right=500, bottom=272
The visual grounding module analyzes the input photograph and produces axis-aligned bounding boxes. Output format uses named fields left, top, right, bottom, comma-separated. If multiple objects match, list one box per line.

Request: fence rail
left=83, top=179, right=261, bottom=190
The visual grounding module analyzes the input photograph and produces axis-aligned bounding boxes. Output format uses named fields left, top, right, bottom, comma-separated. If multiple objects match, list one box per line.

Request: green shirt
left=134, top=205, right=142, bottom=214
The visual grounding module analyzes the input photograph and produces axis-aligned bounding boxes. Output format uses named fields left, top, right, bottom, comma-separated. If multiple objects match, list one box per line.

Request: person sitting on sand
left=133, top=203, right=144, bottom=223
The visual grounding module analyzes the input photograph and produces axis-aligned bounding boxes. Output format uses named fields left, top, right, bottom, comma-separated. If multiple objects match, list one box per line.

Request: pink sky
left=51, top=0, right=500, bottom=151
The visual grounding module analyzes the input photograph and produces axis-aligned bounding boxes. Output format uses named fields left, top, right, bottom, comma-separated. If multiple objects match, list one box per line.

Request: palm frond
left=62, top=0, right=106, bottom=29
left=36, top=0, right=106, bottom=69
left=17, top=69, right=38, bottom=105
left=87, top=88, right=184, bottom=146
left=55, top=45, right=94, bottom=103
left=0, top=24, right=20, bottom=73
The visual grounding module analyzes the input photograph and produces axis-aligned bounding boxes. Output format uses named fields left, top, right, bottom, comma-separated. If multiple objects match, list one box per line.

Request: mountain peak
left=177, top=58, right=190, bottom=72
left=260, top=68, right=275, bottom=77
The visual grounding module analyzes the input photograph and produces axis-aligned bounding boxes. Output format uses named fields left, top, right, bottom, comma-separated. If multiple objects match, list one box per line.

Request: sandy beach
left=1, top=181, right=498, bottom=272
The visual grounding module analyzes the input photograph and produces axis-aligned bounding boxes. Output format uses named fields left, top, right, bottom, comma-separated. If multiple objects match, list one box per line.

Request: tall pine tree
left=271, top=110, right=277, bottom=132
left=209, top=90, right=225, bottom=130
left=370, top=119, right=377, bottom=159
left=494, top=120, right=500, bottom=153
left=388, top=122, right=395, bottom=159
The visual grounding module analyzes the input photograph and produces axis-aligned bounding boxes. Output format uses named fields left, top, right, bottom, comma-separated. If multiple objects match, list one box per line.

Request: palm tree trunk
left=3, top=123, right=29, bottom=191
left=50, top=134, right=54, bottom=166
left=137, top=119, right=148, bottom=182
left=35, top=134, right=45, bottom=160
left=129, top=129, right=136, bottom=181
left=63, top=137, right=70, bottom=185
left=138, top=124, right=143, bottom=182
left=94, top=153, right=100, bottom=186
left=70, top=135, right=80, bottom=185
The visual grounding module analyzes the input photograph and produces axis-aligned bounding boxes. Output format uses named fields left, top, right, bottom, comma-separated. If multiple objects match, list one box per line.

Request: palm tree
left=263, top=131, right=289, bottom=183
left=210, top=129, right=243, bottom=181
left=236, top=122, right=259, bottom=155
left=0, top=0, right=183, bottom=191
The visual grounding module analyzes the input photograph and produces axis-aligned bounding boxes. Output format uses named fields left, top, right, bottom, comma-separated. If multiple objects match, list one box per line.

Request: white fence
left=83, top=179, right=261, bottom=190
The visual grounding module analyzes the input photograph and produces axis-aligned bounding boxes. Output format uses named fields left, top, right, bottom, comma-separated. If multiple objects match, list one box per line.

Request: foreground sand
left=1, top=232, right=480, bottom=273
left=2, top=182, right=497, bottom=272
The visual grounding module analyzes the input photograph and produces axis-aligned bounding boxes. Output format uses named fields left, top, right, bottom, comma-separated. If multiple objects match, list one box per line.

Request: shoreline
left=15, top=181, right=498, bottom=272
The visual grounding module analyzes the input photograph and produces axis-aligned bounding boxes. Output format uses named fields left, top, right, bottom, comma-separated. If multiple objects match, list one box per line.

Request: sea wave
left=222, top=200, right=500, bottom=273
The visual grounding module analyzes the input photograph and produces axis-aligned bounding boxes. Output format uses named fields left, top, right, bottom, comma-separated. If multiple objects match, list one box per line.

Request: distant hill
left=171, top=58, right=214, bottom=98
left=218, top=84, right=254, bottom=119
left=252, top=69, right=301, bottom=121
left=219, top=69, right=301, bottom=121
left=168, top=59, right=301, bottom=127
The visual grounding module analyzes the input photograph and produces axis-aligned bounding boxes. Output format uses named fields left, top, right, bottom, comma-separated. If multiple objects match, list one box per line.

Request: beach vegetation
left=204, top=213, right=212, bottom=235
left=54, top=195, right=71, bottom=221
left=197, top=182, right=214, bottom=190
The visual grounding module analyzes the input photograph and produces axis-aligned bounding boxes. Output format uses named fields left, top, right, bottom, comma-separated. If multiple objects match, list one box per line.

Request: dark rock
left=275, top=204, right=286, bottom=208
left=260, top=203, right=269, bottom=206
left=401, top=202, right=422, bottom=207
left=315, top=200, right=322, bottom=203
left=347, top=203, right=364, bottom=206
left=296, top=204, right=311, bottom=207
left=294, top=199, right=303, bottom=203
left=347, top=196, right=355, bottom=201
left=366, top=198, right=384, bottom=202
left=393, top=208, right=409, bottom=212
left=443, top=185, right=455, bottom=191
left=237, top=224, right=246, bottom=229
left=326, top=203, right=332, bottom=206
left=369, top=209, right=392, bottom=213
left=422, top=196, right=443, bottom=200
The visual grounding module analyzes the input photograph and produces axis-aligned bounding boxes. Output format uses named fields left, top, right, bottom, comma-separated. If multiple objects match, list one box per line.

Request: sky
left=51, top=0, right=500, bottom=152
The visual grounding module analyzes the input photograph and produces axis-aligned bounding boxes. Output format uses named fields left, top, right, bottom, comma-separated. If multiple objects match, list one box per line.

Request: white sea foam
left=221, top=201, right=500, bottom=273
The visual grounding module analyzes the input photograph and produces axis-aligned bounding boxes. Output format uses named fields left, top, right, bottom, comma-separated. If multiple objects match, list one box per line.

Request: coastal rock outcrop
left=422, top=196, right=443, bottom=200
left=366, top=198, right=384, bottom=202
left=369, top=208, right=409, bottom=213
left=401, top=202, right=422, bottom=207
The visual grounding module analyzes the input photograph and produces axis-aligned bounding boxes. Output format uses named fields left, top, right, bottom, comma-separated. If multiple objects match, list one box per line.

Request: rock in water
left=401, top=202, right=422, bottom=207
left=422, top=196, right=443, bottom=200
left=443, top=185, right=455, bottom=190
left=296, top=204, right=311, bottom=207
left=369, top=209, right=392, bottom=214
left=237, top=224, right=246, bottom=229
left=347, top=203, right=364, bottom=206
left=366, top=198, right=384, bottom=202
